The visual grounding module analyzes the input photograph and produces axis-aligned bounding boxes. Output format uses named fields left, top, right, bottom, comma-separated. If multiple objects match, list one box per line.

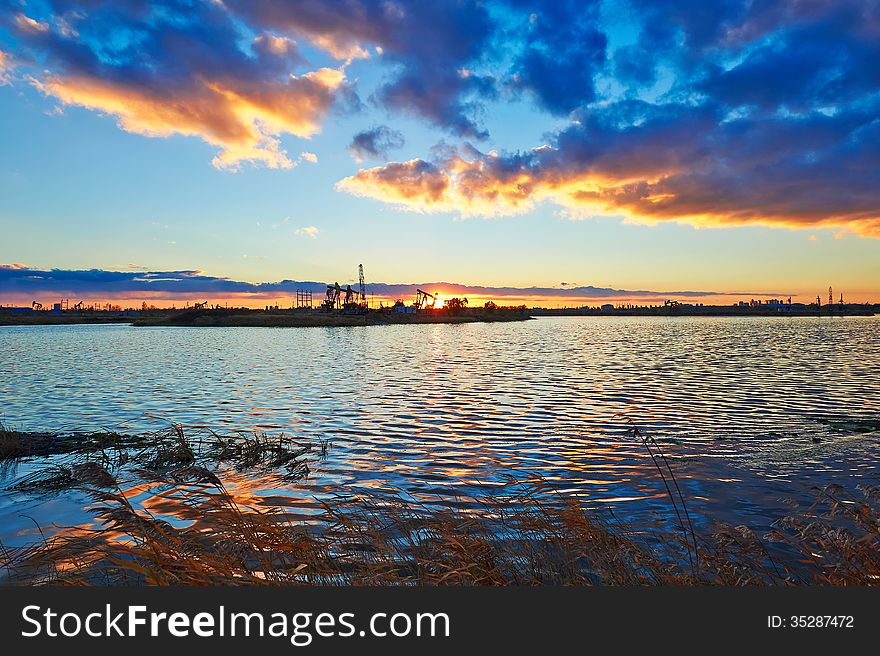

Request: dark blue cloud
left=227, top=0, right=498, bottom=138
left=698, top=8, right=880, bottom=113
left=507, top=0, right=606, bottom=115
left=7, top=0, right=276, bottom=84
left=348, top=125, right=405, bottom=161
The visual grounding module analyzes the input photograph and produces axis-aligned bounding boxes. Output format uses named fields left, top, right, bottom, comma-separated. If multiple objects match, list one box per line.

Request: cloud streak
left=0, top=265, right=740, bottom=303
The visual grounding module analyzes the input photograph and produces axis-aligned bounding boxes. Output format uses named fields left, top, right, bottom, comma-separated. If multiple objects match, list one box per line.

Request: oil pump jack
left=342, top=284, right=358, bottom=309
left=323, top=283, right=342, bottom=311
left=413, top=289, right=437, bottom=311
left=323, top=265, right=369, bottom=313
left=32, top=300, right=43, bottom=311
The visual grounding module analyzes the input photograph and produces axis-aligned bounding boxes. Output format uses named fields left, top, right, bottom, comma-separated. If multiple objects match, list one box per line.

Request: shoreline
left=533, top=305, right=877, bottom=318
left=2, top=307, right=876, bottom=326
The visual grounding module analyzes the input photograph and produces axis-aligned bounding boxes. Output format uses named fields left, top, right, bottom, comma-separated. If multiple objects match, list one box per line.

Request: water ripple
left=1, top=316, right=878, bottom=537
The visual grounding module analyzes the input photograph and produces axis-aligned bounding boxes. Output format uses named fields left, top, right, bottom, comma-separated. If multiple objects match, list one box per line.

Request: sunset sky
left=1, top=0, right=879, bottom=306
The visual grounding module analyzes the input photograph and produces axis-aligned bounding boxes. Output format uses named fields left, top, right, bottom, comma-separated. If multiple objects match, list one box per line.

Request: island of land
left=0, top=302, right=876, bottom=326
left=0, top=306, right=532, bottom=327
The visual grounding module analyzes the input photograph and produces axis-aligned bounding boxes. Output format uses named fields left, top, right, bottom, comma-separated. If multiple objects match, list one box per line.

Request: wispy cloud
left=295, top=226, right=320, bottom=239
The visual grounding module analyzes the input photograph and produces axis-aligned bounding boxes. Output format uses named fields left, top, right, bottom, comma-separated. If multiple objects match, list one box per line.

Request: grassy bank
left=0, top=307, right=532, bottom=327
left=1, top=424, right=878, bottom=586
left=0, top=313, right=132, bottom=326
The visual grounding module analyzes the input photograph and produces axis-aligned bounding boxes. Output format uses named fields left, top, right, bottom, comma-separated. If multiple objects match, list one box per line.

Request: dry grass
left=4, top=477, right=879, bottom=586
left=762, top=484, right=880, bottom=585
left=2, top=477, right=692, bottom=586
left=1, top=425, right=878, bottom=586
left=1, top=423, right=150, bottom=460
left=1, top=425, right=321, bottom=490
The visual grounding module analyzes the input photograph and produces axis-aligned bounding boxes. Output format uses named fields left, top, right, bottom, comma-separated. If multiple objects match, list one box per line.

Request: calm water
left=1, top=317, right=879, bottom=543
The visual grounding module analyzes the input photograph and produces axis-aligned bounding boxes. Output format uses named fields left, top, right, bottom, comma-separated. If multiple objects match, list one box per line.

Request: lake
left=1, top=316, right=879, bottom=544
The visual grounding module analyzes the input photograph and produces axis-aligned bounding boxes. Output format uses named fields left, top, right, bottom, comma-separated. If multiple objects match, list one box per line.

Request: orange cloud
left=252, top=34, right=298, bottom=57
left=31, top=68, right=344, bottom=170
left=337, top=154, right=672, bottom=218
left=338, top=143, right=880, bottom=238
left=561, top=180, right=880, bottom=237
left=14, top=14, right=49, bottom=34
left=307, top=34, right=371, bottom=61
left=338, top=159, right=453, bottom=209
left=0, top=50, right=12, bottom=85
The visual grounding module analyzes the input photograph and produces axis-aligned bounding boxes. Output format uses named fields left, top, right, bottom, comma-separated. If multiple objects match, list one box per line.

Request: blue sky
left=1, top=0, right=879, bottom=305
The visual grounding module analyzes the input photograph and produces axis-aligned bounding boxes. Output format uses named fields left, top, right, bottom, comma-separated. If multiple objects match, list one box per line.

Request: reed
left=1, top=425, right=878, bottom=586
